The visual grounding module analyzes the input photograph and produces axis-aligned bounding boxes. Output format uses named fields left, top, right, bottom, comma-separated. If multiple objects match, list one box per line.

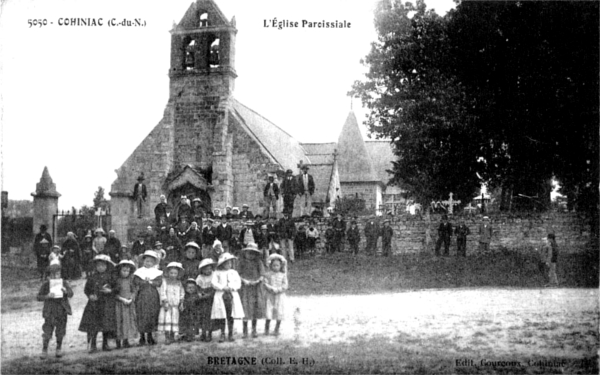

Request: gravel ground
left=1, top=281, right=598, bottom=363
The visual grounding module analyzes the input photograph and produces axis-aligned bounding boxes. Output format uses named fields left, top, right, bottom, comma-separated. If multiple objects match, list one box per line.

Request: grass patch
left=288, top=248, right=599, bottom=295
left=3, top=336, right=597, bottom=375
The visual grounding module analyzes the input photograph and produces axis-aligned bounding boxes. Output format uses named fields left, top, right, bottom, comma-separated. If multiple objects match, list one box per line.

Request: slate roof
left=336, top=112, right=379, bottom=182
left=306, top=164, right=336, bottom=204
left=231, top=99, right=310, bottom=172
left=302, top=143, right=336, bottom=164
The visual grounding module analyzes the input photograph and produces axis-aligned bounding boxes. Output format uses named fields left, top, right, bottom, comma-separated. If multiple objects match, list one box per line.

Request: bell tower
left=167, top=0, right=236, bottom=210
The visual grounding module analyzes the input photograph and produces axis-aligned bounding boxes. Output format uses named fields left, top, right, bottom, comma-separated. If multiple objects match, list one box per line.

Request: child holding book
left=38, top=264, right=74, bottom=359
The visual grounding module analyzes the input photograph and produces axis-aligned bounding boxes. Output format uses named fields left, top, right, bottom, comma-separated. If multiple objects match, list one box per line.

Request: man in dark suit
left=280, top=169, right=297, bottom=216
left=263, top=176, right=280, bottom=219
left=435, top=215, right=453, bottom=256
left=132, top=174, right=148, bottom=218
left=297, top=165, right=315, bottom=217
left=34, top=224, right=53, bottom=280
left=154, top=195, right=169, bottom=228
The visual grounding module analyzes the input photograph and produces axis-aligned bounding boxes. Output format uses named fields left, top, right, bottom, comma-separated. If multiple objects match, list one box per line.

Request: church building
left=109, top=0, right=399, bottom=241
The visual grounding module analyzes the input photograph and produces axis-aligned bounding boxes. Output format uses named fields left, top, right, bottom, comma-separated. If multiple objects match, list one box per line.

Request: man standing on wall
left=263, top=176, right=280, bottom=219
left=281, top=169, right=297, bottom=216
left=297, top=165, right=315, bottom=217
left=132, top=174, right=147, bottom=219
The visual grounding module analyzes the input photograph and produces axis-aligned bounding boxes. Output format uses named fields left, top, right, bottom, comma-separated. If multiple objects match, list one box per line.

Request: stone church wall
left=229, top=115, right=281, bottom=214
left=110, top=107, right=175, bottom=244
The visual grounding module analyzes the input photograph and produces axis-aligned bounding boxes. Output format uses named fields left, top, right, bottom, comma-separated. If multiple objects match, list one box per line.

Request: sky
left=0, top=0, right=456, bottom=210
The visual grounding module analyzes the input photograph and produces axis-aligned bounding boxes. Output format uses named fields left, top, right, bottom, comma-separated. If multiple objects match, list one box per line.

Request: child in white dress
left=263, top=254, right=288, bottom=336
left=211, top=253, right=244, bottom=342
left=158, top=262, right=185, bottom=344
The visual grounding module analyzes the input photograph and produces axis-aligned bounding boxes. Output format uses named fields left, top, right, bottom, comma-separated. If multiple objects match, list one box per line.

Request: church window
left=184, top=38, right=196, bottom=70
left=199, top=12, right=208, bottom=27
left=209, top=38, right=220, bottom=67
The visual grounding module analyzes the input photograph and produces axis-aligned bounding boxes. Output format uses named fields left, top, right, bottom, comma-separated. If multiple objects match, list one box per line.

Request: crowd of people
left=37, top=242, right=289, bottom=359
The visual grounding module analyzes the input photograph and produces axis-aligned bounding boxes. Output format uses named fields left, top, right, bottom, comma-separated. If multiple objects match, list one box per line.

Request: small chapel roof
left=336, top=112, right=379, bottom=183
left=231, top=99, right=309, bottom=172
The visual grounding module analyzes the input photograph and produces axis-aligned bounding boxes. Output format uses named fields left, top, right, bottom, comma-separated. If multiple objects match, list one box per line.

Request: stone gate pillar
left=31, top=167, right=60, bottom=239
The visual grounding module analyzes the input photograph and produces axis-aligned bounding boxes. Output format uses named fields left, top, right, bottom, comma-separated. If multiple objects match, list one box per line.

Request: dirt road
left=2, top=281, right=597, bottom=362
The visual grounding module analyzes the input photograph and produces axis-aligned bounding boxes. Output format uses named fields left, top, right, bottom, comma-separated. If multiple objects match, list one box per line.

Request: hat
left=268, top=175, right=274, bottom=180
left=66, top=231, right=75, bottom=237
left=192, top=197, right=202, bottom=203
left=213, top=239, right=223, bottom=248
left=40, top=224, right=48, bottom=231
left=217, top=253, right=237, bottom=267
left=301, top=165, right=309, bottom=170
left=116, top=259, right=136, bottom=271
left=242, top=242, right=261, bottom=253
left=160, top=194, right=166, bottom=199
left=184, top=242, right=200, bottom=250
left=137, top=174, right=145, bottom=181
left=214, top=208, right=221, bottom=213
left=109, top=229, right=116, bottom=234
left=95, top=228, right=105, bottom=234
left=383, top=219, right=391, bottom=224
left=226, top=205, right=232, bottom=209
left=286, top=169, right=293, bottom=174
left=121, top=245, right=129, bottom=249
left=483, top=216, right=490, bottom=220
left=185, top=278, right=198, bottom=285
left=93, top=254, right=115, bottom=266
left=84, top=234, right=92, bottom=239
left=261, top=224, right=267, bottom=230
left=267, top=253, right=287, bottom=271
left=165, top=262, right=183, bottom=271
left=155, top=241, right=162, bottom=247
left=245, top=221, right=255, bottom=226
left=242, top=204, right=249, bottom=208
left=142, top=250, right=159, bottom=260
left=46, top=264, right=62, bottom=274
left=232, top=207, right=240, bottom=212
left=52, top=245, right=60, bottom=250
left=255, top=214, right=263, bottom=219
left=198, top=258, right=216, bottom=270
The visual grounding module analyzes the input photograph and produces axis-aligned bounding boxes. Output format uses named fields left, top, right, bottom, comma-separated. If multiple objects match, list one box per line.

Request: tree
left=353, top=0, right=598, bottom=220
left=350, top=0, right=482, bottom=205
left=93, top=186, right=106, bottom=210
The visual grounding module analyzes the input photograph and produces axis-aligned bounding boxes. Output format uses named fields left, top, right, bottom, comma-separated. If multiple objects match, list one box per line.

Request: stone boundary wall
left=304, top=212, right=593, bottom=255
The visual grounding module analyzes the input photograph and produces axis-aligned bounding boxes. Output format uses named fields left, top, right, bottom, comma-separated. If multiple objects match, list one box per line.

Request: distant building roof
left=302, top=143, right=336, bottom=164
left=231, top=99, right=310, bottom=172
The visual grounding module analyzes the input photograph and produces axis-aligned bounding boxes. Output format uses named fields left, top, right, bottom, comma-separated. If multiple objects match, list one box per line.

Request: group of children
left=37, top=240, right=289, bottom=359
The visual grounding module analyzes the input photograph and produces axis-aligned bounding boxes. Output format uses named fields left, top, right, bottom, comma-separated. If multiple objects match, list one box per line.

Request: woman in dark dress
left=61, top=232, right=82, bottom=280
left=132, top=250, right=163, bottom=345
left=78, top=255, right=117, bottom=353
left=80, top=233, right=95, bottom=278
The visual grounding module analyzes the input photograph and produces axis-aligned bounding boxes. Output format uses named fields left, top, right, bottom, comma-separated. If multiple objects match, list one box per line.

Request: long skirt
left=240, top=283, right=265, bottom=320
left=135, top=287, right=160, bottom=333
left=115, top=301, right=138, bottom=340
left=158, top=306, right=180, bottom=333
left=265, top=292, right=286, bottom=320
